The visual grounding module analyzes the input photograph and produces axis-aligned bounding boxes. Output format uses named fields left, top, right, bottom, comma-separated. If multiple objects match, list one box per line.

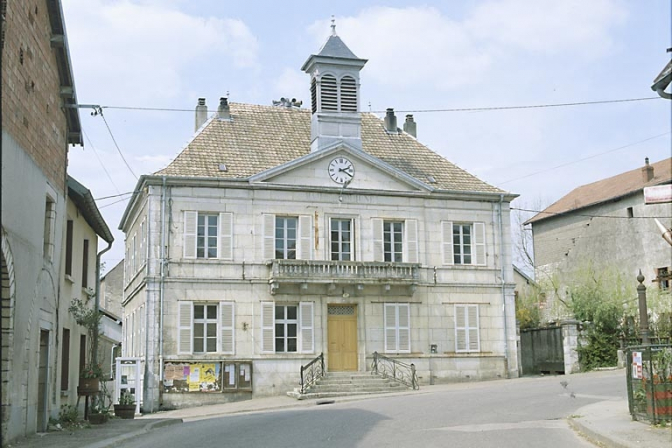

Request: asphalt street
left=119, top=370, right=625, bottom=448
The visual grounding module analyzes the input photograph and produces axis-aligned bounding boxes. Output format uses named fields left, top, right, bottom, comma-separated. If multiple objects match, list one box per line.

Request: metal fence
left=625, top=344, right=672, bottom=423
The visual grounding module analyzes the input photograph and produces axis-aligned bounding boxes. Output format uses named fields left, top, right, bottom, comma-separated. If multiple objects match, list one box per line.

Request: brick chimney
left=403, top=114, right=417, bottom=138
left=642, top=157, right=654, bottom=183
left=195, top=98, right=207, bottom=131
left=218, top=97, right=231, bottom=120
left=384, top=108, right=398, bottom=133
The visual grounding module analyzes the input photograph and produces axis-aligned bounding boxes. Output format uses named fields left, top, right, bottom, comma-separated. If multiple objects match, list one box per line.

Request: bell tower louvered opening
left=310, top=78, right=318, bottom=113
left=301, top=27, right=367, bottom=152
left=340, top=76, right=357, bottom=112
left=321, top=74, right=338, bottom=111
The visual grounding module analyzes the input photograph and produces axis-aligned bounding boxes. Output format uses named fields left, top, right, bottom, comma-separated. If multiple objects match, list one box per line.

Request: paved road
left=122, top=370, right=625, bottom=448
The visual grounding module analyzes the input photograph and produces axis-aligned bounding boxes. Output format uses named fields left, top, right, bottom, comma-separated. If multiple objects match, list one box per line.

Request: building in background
left=120, top=28, right=519, bottom=411
left=526, top=157, right=672, bottom=317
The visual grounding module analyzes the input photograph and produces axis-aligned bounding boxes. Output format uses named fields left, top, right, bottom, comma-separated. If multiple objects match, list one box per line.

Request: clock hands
left=338, top=167, right=353, bottom=177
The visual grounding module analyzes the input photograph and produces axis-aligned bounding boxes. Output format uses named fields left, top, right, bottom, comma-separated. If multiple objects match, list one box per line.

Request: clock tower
left=301, top=20, right=367, bottom=152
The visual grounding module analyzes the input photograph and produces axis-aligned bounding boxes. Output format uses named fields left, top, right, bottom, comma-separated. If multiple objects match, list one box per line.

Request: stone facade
left=119, top=31, right=519, bottom=412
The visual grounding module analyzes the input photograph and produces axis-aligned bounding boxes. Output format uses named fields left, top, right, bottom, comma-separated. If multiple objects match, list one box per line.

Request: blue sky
left=61, top=0, right=672, bottom=271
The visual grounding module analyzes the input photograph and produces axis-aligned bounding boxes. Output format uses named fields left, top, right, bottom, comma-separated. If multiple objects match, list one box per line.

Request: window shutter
left=184, top=211, right=197, bottom=259
left=404, top=219, right=418, bottom=263
left=372, top=218, right=384, bottom=262
left=398, top=303, right=410, bottom=353
left=474, top=222, right=486, bottom=266
left=141, top=221, right=146, bottom=266
left=219, top=212, right=233, bottom=260
left=262, top=214, right=275, bottom=259
left=298, top=215, right=312, bottom=260
left=220, top=302, right=234, bottom=354
left=384, top=303, right=397, bottom=352
left=261, top=302, right=275, bottom=353
left=455, top=305, right=467, bottom=352
left=442, top=221, right=454, bottom=265
left=177, top=301, right=193, bottom=354
left=299, top=302, right=314, bottom=353
left=468, top=305, right=480, bottom=351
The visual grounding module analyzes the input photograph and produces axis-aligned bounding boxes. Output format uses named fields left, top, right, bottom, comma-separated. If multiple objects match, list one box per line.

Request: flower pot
left=89, top=413, right=109, bottom=424
left=114, top=404, right=136, bottom=419
left=77, top=377, right=100, bottom=395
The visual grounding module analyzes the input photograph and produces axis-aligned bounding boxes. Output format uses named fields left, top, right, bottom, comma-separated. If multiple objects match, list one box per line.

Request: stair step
left=286, top=370, right=414, bottom=400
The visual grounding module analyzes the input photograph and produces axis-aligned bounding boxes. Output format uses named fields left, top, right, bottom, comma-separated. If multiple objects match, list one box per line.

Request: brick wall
left=1, top=1, right=68, bottom=192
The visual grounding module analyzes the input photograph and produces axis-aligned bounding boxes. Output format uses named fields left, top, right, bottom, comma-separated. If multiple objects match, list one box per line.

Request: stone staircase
left=287, top=371, right=411, bottom=400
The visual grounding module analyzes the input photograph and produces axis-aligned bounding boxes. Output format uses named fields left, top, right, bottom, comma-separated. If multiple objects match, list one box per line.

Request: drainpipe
left=158, top=177, right=168, bottom=410
left=93, top=240, right=113, bottom=367
left=143, top=186, right=153, bottom=410
left=497, top=194, right=510, bottom=378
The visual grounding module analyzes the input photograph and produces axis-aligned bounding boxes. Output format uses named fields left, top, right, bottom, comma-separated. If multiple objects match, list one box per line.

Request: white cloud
left=63, top=0, right=259, bottom=103
left=467, top=0, right=627, bottom=56
left=272, top=68, right=308, bottom=103
left=307, top=1, right=626, bottom=92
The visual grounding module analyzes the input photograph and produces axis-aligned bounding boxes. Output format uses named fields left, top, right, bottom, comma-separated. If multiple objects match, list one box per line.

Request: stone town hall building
left=120, top=28, right=519, bottom=410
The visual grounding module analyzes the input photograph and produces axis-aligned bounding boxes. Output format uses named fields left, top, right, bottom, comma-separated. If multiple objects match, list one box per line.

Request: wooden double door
left=327, top=305, right=358, bottom=371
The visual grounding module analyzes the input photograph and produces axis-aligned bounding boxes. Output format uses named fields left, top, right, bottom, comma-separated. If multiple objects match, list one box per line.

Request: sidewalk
left=6, top=391, right=671, bottom=448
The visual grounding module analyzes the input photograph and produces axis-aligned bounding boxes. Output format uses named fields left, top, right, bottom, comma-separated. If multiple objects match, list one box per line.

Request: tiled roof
left=154, top=103, right=506, bottom=194
left=527, top=157, right=672, bottom=224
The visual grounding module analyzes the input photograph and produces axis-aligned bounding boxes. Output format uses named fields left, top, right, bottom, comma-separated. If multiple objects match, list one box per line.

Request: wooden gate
left=520, top=326, right=565, bottom=375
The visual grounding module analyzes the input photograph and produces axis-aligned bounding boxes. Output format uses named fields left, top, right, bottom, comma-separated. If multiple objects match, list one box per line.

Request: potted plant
left=114, top=392, right=137, bottom=419
left=77, top=363, right=103, bottom=395
left=89, top=380, right=113, bottom=424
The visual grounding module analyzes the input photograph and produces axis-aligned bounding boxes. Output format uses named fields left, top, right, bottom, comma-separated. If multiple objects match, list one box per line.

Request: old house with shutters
left=119, top=28, right=519, bottom=411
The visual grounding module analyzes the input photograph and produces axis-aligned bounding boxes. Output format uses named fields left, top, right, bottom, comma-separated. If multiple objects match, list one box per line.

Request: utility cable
left=95, top=96, right=661, bottom=115
left=498, top=132, right=671, bottom=185
left=93, top=106, right=138, bottom=180
left=82, top=130, right=122, bottom=195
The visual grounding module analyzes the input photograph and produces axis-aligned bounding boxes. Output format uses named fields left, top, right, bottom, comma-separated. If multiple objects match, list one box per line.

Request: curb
left=83, top=419, right=183, bottom=448
left=568, top=417, right=629, bottom=448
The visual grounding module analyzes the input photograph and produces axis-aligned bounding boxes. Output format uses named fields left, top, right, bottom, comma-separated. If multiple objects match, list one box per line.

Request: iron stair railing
left=299, top=352, right=325, bottom=394
left=371, top=351, right=419, bottom=390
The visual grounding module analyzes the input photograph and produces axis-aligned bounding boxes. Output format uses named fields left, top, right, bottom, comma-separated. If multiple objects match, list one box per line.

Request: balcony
left=268, top=260, right=420, bottom=295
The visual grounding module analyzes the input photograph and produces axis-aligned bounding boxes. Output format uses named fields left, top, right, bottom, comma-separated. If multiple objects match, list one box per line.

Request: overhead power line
left=498, top=131, right=671, bottom=185
left=512, top=207, right=672, bottom=221
left=94, top=96, right=661, bottom=114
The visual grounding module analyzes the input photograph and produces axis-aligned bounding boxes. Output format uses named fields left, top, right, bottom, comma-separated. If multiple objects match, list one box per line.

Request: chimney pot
left=195, top=98, right=208, bottom=132
left=218, top=97, right=231, bottom=120
left=642, top=157, right=654, bottom=183
left=403, top=114, right=417, bottom=138
left=384, top=108, right=398, bottom=133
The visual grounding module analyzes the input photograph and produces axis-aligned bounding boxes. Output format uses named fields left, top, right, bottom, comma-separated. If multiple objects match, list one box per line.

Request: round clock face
left=328, top=157, right=355, bottom=184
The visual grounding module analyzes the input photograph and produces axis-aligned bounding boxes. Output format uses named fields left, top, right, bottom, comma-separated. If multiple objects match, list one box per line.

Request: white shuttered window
left=183, top=211, right=233, bottom=259
left=455, top=304, right=480, bottom=352
left=176, top=301, right=235, bottom=354
left=260, top=301, right=314, bottom=354
left=384, top=303, right=410, bottom=353
left=442, top=221, right=486, bottom=266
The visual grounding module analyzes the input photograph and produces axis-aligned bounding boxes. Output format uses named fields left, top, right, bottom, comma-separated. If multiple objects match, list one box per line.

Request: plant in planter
left=114, top=392, right=137, bottom=419
left=89, top=380, right=113, bottom=424
left=70, top=297, right=104, bottom=395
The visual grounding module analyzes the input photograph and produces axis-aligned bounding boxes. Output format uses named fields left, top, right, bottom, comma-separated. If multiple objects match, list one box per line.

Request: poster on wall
left=163, top=362, right=221, bottom=393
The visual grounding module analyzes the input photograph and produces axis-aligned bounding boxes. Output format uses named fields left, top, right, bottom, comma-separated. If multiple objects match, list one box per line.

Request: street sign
left=644, top=184, right=672, bottom=204
left=632, top=351, right=643, bottom=379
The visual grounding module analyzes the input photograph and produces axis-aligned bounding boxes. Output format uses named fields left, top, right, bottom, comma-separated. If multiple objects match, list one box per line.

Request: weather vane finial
left=331, top=15, right=336, bottom=36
